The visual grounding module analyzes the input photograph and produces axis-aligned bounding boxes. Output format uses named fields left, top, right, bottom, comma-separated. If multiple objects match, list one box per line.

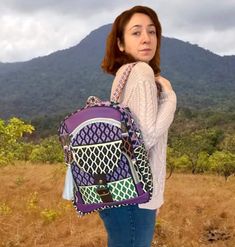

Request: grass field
left=0, top=163, right=234, bottom=247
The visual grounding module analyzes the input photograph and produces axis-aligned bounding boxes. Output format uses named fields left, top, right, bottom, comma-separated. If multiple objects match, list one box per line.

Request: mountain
left=0, top=24, right=234, bottom=120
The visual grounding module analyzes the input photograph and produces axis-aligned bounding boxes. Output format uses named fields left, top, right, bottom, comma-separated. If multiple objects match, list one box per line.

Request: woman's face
left=118, top=13, right=157, bottom=63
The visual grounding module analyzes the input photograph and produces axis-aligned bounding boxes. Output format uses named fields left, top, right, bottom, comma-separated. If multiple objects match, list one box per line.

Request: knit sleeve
left=127, top=63, right=177, bottom=150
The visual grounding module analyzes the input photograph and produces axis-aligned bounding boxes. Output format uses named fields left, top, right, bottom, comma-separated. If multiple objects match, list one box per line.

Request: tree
left=171, top=128, right=223, bottom=173
left=166, top=147, right=175, bottom=177
left=209, top=151, right=235, bottom=181
left=196, top=151, right=210, bottom=173
left=29, top=136, right=64, bottom=163
left=0, top=118, right=34, bottom=166
left=167, top=147, right=191, bottom=177
left=219, top=134, right=235, bottom=153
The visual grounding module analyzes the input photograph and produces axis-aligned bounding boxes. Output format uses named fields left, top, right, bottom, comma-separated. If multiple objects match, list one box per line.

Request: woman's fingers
left=155, top=76, right=173, bottom=92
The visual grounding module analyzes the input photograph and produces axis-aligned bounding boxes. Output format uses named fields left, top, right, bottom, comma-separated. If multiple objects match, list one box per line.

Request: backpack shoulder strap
left=111, top=63, right=137, bottom=103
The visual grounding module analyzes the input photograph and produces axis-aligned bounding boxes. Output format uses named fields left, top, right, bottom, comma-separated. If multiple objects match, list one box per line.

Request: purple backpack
left=58, top=63, right=153, bottom=216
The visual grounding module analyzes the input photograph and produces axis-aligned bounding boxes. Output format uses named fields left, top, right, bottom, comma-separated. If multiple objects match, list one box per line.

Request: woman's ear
left=117, top=38, right=124, bottom=52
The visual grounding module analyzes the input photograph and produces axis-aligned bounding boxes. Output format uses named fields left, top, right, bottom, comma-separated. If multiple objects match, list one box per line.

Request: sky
left=1, top=0, right=235, bottom=63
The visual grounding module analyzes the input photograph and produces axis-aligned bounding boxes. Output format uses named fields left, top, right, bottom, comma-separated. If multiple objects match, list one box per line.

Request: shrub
left=29, top=136, right=64, bottom=163
left=0, top=202, right=12, bottom=215
left=40, top=208, right=59, bottom=222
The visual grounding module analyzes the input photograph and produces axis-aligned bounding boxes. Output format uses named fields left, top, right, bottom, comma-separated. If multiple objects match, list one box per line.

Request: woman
left=100, top=5, right=177, bottom=247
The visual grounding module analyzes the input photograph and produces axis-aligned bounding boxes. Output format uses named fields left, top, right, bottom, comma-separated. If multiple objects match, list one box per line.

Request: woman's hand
left=155, top=75, right=173, bottom=93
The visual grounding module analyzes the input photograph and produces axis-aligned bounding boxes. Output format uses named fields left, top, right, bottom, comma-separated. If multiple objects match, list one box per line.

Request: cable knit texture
left=111, top=62, right=177, bottom=210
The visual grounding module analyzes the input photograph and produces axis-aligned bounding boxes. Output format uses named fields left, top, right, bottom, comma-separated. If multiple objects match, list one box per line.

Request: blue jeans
left=99, top=205, right=156, bottom=247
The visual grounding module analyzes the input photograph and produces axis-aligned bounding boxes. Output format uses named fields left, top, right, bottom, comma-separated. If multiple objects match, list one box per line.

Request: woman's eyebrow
left=128, top=23, right=155, bottom=31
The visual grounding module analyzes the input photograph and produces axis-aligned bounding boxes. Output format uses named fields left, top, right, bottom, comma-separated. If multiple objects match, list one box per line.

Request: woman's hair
left=101, top=5, right=162, bottom=75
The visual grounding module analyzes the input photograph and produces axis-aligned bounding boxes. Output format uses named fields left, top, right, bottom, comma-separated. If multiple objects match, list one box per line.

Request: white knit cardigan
left=111, top=62, right=177, bottom=210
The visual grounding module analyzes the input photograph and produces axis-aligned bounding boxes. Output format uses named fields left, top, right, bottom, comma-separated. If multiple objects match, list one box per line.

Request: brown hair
left=101, top=5, right=162, bottom=75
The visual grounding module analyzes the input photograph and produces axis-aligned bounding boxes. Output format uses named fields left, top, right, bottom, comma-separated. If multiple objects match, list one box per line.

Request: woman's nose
left=141, top=31, right=151, bottom=43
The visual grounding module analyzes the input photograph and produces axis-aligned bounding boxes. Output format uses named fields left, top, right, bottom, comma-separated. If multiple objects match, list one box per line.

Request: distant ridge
left=0, top=24, right=234, bottom=119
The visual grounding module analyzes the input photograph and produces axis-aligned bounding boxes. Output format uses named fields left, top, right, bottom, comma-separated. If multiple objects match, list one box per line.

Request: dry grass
left=0, top=163, right=234, bottom=247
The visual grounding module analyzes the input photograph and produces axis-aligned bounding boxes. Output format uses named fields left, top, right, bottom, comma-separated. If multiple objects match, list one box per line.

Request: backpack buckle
left=96, top=186, right=113, bottom=203
left=94, top=174, right=113, bottom=203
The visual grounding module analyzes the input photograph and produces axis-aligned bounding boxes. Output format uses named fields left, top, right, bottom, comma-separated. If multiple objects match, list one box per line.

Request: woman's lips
left=139, top=48, right=151, bottom=52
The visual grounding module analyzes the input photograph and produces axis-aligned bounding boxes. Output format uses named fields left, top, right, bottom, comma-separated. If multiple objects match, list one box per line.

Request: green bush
left=209, top=151, right=235, bottom=180
left=0, top=118, right=34, bottom=166
left=29, top=136, right=64, bottom=163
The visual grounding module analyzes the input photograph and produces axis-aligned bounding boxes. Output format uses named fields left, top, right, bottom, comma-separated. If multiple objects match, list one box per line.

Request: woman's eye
left=132, top=31, right=141, bottom=36
left=149, top=30, right=156, bottom=34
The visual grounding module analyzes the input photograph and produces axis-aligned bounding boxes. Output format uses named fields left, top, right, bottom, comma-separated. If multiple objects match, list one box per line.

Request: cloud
left=159, top=0, right=235, bottom=31
left=0, top=0, right=131, bottom=17
left=0, top=12, right=89, bottom=62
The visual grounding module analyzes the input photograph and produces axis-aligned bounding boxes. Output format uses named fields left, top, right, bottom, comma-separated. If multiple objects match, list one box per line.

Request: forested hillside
left=0, top=24, right=234, bottom=120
